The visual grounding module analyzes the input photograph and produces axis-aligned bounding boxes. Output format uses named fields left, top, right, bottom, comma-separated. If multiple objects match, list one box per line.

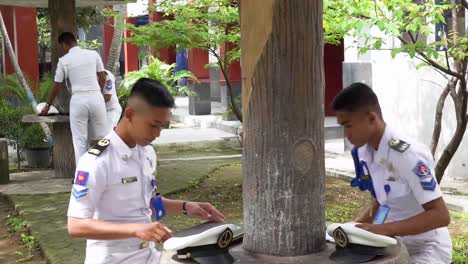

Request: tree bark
left=52, top=122, right=75, bottom=178
left=105, top=12, right=124, bottom=74
left=241, top=0, right=325, bottom=256
left=430, top=77, right=457, bottom=157
left=48, top=0, right=77, bottom=114
left=435, top=79, right=468, bottom=183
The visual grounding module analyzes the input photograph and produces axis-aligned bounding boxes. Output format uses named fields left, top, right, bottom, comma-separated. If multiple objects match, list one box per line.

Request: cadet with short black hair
left=332, top=82, right=452, bottom=264
left=67, top=78, right=225, bottom=263
left=41, top=32, right=109, bottom=164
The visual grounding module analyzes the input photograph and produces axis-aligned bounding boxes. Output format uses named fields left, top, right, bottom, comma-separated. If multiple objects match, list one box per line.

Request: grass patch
left=6, top=208, right=40, bottom=262
left=453, top=232, right=468, bottom=264
left=162, top=163, right=371, bottom=232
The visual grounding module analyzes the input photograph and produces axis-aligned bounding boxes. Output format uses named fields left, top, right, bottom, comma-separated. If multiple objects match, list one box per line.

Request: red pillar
left=0, top=6, right=39, bottom=90
left=219, top=43, right=241, bottom=85
left=147, top=1, right=176, bottom=64
left=103, top=12, right=114, bottom=66
left=123, top=17, right=139, bottom=73
left=324, top=42, right=344, bottom=116
left=188, top=48, right=209, bottom=81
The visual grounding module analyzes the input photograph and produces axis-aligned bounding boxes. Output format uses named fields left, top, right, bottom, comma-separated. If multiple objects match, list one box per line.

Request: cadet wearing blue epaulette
left=332, top=82, right=452, bottom=264
left=67, top=78, right=225, bottom=264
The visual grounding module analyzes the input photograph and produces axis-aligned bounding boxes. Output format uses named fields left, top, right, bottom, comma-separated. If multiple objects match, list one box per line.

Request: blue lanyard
left=351, top=147, right=376, bottom=198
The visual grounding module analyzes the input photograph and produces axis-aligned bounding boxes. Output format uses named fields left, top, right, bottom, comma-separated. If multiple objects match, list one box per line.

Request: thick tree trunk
left=48, top=0, right=77, bottom=114
left=241, top=0, right=325, bottom=256
left=430, top=77, right=457, bottom=157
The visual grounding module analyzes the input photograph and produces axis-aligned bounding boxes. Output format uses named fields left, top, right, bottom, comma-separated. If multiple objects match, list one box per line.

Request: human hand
left=185, top=202, right=225, bottom=222
left=39, top=105, right=50, bottom=116
left=133, top=222, right=173, bottom=243
left=355, top=223, right=391, bottom=236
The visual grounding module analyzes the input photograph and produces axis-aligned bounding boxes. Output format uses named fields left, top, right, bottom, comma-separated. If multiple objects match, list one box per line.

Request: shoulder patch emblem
left=412, top=161, right=437, bottom=191
left=388, top=139, right=410, bottom=153
left=105, top=79, right=113, bottom=91
left=88, top=139, right=110, bottom=156
left=74, top=170, right=89, bottom=186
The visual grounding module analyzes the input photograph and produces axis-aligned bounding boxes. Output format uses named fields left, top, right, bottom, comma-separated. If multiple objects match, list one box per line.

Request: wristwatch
left=182, top=201, right=188, bottom=215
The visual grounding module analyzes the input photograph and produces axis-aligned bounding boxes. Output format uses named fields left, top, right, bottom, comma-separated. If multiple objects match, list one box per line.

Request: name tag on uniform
left=121, top=177, right=138, bottom=184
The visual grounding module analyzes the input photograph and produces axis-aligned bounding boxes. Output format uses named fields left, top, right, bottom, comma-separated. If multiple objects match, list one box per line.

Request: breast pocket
left=387, top=182, right=409, bottom=201
left=108, top=177, right=141, bottom=202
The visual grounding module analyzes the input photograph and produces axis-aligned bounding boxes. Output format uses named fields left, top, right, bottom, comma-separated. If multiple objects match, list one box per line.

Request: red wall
left=103, top=16, right=114, bottom=66
left=324, top=42, right=344, bottom=116
left=220, top=43, right=241, bottom=84
left=188, top=48, right=209, bottom=80
left=0, top=6, right=39, bottom=90
left=123, top=17, right=139, bottom=73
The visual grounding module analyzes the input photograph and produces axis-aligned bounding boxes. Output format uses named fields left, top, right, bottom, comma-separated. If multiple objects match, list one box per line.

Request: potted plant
left=0, top=100, right=51, bottom=169
left=118, top=56, right=196, bottom=108
left=23, top=123, right=51, bottom=168
left=0, top=75, right=53, bottom=169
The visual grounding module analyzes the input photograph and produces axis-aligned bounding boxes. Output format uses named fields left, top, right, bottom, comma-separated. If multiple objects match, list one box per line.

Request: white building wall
left=344, top=44, right=468, bottom=180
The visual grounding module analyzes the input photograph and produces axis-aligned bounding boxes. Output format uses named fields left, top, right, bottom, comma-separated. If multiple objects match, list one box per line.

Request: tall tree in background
left=323, top=0, right=467, bottom=183
left=126, top=0, right=242, bottom=121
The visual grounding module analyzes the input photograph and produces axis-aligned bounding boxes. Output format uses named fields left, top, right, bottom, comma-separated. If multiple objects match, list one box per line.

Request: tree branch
left=398, top=35, right=464, bottom=79
left=431, top=77, right=457, bottom=156
left=444, top=48, right=452, bottom=73
left=462, top=0, right=468, bottom=11
left=209, top=46, right=243, bottom=122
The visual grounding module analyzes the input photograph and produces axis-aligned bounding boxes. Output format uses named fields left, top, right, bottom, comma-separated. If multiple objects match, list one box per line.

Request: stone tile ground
left=7, top=157, right=241, bottom=264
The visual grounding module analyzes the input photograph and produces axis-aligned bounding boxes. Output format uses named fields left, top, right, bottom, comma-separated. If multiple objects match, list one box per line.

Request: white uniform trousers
left=85, top=242, right=160, bottom=264
left=70, top=91, right=109, bottom=164
left=401, top=228, right=452, bottom=264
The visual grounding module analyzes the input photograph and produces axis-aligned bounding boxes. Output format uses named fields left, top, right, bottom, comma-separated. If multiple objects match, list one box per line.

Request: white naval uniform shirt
left=102, top=70, right=122, bottom=112
left=55, top=46, right=105, bottom=93
left=67, top=129, right=160, bottom=264
left=358, top=126, right=452, bottom=263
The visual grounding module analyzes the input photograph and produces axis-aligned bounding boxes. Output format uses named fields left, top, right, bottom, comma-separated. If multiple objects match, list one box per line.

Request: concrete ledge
left=160, top=240, right=411, bottom=264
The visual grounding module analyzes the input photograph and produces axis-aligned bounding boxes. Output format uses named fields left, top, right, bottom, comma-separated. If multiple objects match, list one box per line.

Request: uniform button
left=122, top=155, right=128, bottom=161
left=141, top=208, right=151, bottom=215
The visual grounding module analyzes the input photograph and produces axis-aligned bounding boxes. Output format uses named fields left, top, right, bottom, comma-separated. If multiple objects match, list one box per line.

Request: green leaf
left=391, top=48, right=402, bottom=58
left=377, top=20, right=386, bottom=31
left=409, top=49, right=416, bottom=58
left=375, top=40, right=382, bottom=49
left=358, top=47, right=369, bottom=55
left=416, top=61, right=429, bottom=70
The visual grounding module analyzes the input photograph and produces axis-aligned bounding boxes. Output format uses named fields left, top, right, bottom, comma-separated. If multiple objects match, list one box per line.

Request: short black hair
left=332, top=82, right=382, bottom=118
left=58, top=32, right=77, bottom=45
left=129, top=78, right=175, bottom=108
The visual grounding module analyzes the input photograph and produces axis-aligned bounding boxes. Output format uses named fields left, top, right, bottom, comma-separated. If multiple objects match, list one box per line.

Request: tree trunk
left=48, top=0, right=77, bottom=114
left=105, top=12, right=124, bottom=74
left=0, top=10, right=53, bottom=142
left=430, top=77, right=457, bottom=157
left=435, top=80, right=468, bottom=183
left=241, top=0, right=325, bottom=256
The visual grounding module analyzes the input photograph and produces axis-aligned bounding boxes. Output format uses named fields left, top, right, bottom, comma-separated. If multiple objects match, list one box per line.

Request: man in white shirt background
left=41, top=32, right=109, bottom=164
left=102, top=69, right=122, bottom=128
